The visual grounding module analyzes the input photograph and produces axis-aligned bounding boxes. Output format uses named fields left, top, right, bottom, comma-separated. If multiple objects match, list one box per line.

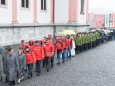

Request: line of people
left=0, top=34, right=73, bottom=86
left=74, top=31, right=101, bottom=53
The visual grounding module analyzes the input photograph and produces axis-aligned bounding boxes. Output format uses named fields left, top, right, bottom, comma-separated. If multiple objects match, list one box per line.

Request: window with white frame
left=0, top=0, right=6, bottom=5
left=80, top=0, right=85, bottom=14
left=21, top=0, right=29, bottom=8
left=41, top=0, right=47, bottom=11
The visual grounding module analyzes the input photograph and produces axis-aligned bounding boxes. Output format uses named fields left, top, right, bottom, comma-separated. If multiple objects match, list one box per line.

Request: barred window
left=21, top=0, right=29, bottom=8
left=81, top=0, right=84, bottom=14
left=41, top=0, right=47, bottom=10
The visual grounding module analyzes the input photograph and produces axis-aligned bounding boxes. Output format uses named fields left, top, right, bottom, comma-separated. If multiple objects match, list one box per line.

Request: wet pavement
left=1, top=41, right=115, bottom=86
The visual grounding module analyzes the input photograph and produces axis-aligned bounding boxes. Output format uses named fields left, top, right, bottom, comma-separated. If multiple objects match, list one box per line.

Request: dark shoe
left=37, top=73, right=40, bottom=76
left=57, top=63, right=60, bottom=65
left=47, top=69, right=49, bottom=72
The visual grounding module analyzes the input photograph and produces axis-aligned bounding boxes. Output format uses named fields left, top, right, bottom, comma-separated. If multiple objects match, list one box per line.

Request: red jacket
left=29, top=45, right=34, bottom=51
left=55, top=42, right=63, bottom=52
left=43, top=43, right=54, bottom=58
left=20, top=43, right=29, bottom=50
left=33, top=45, right=44, bottom=60
left=25, top=51, right=36, bottom=64
left=66, top=38, right=72, bottom=48
left=62, top=41, right=67, bottom=50
left=29, top=40, right=34, bottom=51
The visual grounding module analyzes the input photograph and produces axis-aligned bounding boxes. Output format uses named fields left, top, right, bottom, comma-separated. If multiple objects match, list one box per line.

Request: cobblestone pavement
left=1, top=41, right=115, bottom=86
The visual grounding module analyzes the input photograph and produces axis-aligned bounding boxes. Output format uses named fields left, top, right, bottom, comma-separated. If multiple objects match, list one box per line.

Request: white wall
left=0, top=0, right=12, bottom=24
left=55, top=0, right=69, bottom=24
left=17, top=0, right=34, bottom=24
left=38, top=0, right=51, bottom=24
left=77, top=0, right=87, bottom=24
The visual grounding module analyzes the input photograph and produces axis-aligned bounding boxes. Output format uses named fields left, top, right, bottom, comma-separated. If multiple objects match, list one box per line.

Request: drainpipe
left=52, top=0, right=56, bottom=41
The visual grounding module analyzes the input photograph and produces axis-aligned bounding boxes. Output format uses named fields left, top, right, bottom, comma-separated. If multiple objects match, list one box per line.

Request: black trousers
left=27, top=63, right=33, bottom=77
left=43, top=58, right=46, bottom=67
left=36, top=60, right=41, bottom=74
left=51, top=57, right=54, bottom=67
left=46, top=58, right=51, bottom=70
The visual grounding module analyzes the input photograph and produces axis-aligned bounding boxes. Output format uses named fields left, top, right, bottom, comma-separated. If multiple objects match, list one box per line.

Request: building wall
left=96, top=15, right=103, bottom=28
left=112, top=13, right=115, bottom=28
left=55, top=0, right=69, bottom=24
left=0, top=25, right=89, bottom=46
left=17, top=0, right=34, bottom=24
left=37, top=0, right=51, bottom=24
left=77, top=0, right=87, bottom=24
left=0, top=0, right=12, bottom=24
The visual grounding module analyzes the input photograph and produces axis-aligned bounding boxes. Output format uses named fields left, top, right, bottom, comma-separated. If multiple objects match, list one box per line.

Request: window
left=1, top=0, right=5, bottom=5
left=21, top=0, right=29, bottom=8
left=41, top=0, right=47, bottom=10
left=80, top=0, right=84, bottom=14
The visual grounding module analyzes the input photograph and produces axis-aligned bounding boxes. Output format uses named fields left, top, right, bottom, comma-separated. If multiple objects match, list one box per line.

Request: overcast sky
left=89, top=0, right=115, bottom=14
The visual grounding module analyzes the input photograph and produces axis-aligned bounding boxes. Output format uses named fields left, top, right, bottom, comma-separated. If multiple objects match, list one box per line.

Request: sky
left=89, top=0, right=115, bottom=14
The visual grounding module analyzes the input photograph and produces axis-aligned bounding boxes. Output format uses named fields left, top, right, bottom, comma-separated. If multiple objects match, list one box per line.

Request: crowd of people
left=74, top=31, right=100, bottom=53
left=0, top=30, right=114, bottom=86
left=0, top=34, right=74, bottom=86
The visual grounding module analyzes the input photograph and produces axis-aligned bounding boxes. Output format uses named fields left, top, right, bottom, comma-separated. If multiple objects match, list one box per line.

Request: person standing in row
left=42, top=39, right=47, bottom=68
left=71, top=36, right=76, bottom=57
left=33, top=41, right=44, bottom=76
left=4, top=46, right=19, bottom=86
left=16, top=47, right=26, bottom=84
left=48, top=34, right=55, bottom=68
left=66, top=35, right=72, bottom=60
left=55, top=37, right=63, bottom=65
left=0, top=47, right=5, bottom=81
left=20, top=40, right=28, bottom=52
left=25, top=46, right=36, bottom=78
left=61, top=37, right=67, bottom=63
left=43, top=39, right=54, bottom=71
left=29, top=40, right=34, bottom=51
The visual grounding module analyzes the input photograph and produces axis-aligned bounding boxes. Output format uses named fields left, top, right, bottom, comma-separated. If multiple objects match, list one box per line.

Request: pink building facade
left=0, top=0, right=89, bottom=25
left=112, top=13, right=115, bottom=28
left=0, top=0, right=89, bottom=45
left=88, top=13, right=104, bottom=29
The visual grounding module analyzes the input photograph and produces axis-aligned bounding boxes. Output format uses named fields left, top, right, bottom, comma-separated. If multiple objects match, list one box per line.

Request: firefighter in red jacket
left=61, top=37, right=67, bottom=63
left=29, top=40, right=34, bottom=51
left=33, top=40, right=44, bottom=76
left=25, top=46, right=36, bottom=78
left=66, top=35, right=72, bottom=60
left=55, top=37, right=63, bottom=65
left=43, top=39, right=54, bottom=71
